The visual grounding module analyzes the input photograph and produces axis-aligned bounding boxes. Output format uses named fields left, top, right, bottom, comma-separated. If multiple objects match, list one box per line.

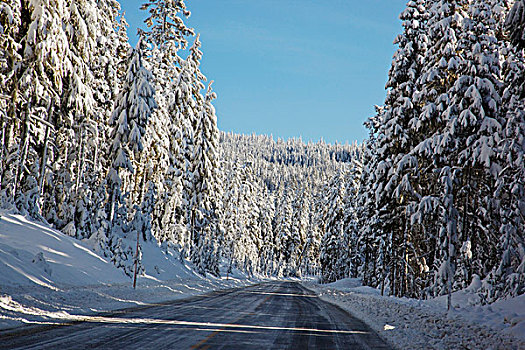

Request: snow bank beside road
left=0, top=276, right=254, bottom=330
left=0, top=211, right=255, bottom=330
left=305, top=278, right=525, bottom=350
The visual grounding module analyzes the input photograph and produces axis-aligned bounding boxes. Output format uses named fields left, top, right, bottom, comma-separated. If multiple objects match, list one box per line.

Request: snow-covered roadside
left=0, top=211, right=257, bottom=330
left=303, top=278, right=525, bottom=350
left=0, top=275, right=255, bottom=330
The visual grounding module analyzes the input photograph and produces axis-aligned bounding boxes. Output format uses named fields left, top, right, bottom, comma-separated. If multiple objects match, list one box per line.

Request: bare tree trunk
left=363, top=247, right=369, bottom=286
left=76, top=127, right=86, bottom=194
left=462, top=167, right=472, bottom=284
left=13, top=103, right=31, bottom=201
left=139, top=161, right=147, bottom=204
left=0, top=112, right=6, bottom=180
left=226, top=243, right=234, bottom=281
left=380, top=241, right=386, bottom=296
left=447, top=257, right=452, bottom=311
left=108, top=186, right=117, bottom=234
left=133, top=226, right=140, bottom=289
left=446, top=208, right=455, bottom=311
left=39, top=125, right=50, bottom=196
left=402, top=210, right=410, bottom=297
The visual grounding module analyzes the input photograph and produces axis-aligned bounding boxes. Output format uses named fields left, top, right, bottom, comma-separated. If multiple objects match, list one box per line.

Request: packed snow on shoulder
left=305, top=278, right=525, bottom=350
left=0, top=211, right=255, bottom=330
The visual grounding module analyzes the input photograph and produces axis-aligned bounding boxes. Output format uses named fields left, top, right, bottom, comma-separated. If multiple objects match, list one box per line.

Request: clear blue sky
left=122, top=0, right=406, bottom=144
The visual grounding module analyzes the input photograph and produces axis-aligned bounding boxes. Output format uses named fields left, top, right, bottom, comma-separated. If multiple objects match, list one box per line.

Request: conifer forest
left=1, top=0, right=524, bottom=316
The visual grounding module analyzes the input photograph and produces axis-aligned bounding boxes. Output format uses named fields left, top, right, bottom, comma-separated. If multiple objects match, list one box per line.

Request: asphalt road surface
left=0, top=281, right=391, bottom=349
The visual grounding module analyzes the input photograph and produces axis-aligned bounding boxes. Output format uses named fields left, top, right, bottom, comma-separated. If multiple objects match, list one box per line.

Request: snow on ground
left=304, top=278, right=525, bottom=350
left=0, top=211, right=255, bottom=330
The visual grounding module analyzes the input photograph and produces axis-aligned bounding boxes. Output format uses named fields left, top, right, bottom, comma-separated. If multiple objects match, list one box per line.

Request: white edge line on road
left=69, top=315, right=369, bottom=335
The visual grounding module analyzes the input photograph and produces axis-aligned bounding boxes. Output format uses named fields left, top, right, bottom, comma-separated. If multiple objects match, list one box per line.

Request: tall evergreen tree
left=188, top=54, right=221, bottom=275
left=106, top=38, right=156, bottom=273
left=506, top=0, right=525, bottom=48
left=140, top=0, right=194, bottom=246
left=320, top=171, right=345, bottom=283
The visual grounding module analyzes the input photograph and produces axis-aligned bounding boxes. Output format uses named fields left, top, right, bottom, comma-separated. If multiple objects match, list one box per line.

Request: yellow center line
left=190, top=290, right=273, bottom=349
left=190, top=330, right=220, bottom=350
left=243, top=292, right=317, bottom=297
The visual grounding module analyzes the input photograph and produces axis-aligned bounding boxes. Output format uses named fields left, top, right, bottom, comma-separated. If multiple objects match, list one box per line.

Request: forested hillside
left=219, top=132, right=359, bottom=277
left=0, top=0, right=523, bottom=308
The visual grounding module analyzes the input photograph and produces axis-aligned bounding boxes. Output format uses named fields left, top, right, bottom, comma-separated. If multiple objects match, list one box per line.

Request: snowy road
left=0, top=282, right=391, bottom=349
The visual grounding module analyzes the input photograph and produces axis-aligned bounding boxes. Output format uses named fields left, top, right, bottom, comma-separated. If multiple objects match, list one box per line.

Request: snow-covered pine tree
left=237, top=161, right=262, bottom=276
left=141, top=0, right=193, bottom=50
left=140, top=0, right=194, bottom=247
left=56, top=0, right=107, bottom=239
left=343, top=159, right=363, bottom=279
left=220, top=161, right=240, bottom=276
left=220, top=159, right=260, bottom=276
left=357, top=111, right=383, bottom=289
left=0, top=0, right=22, bottom=208
left=410, top=0, right=468, bottom=307
left=319, top=171, right=346, bottom=283
left=179, top=35, right=205, bottom=257
left=129, top=180, right=156, bottom=284
left=443, top=0, right=507, bottom=293
left=290, top=185, right=311, bottom=277
left=481, top=3, right=525, bottom=302
left=258, top=186, right=276, bottom=276
left=274, top=184, right=293, bottom=277
left=367, top=0, right=430, bottom=297
left=87, top=3, right=128, bottom=243
left=106, top=37, right=156, bottom=273
left=4, top=0, right=73, bottom=220
left=188, top=59, right=221, bottom=276
left=506, top=0, right=525, bottom=48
